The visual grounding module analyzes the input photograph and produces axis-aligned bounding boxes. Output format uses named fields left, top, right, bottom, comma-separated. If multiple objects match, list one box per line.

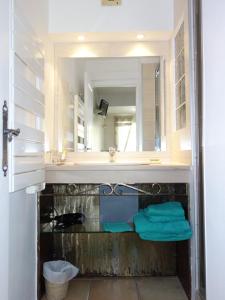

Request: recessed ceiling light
left=137, top=34, right=144, bottom=40
left=78, top=35, right=85, bottom=41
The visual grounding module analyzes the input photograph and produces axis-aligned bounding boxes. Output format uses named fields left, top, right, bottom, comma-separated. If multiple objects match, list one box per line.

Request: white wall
left=95, top=87, right=136, bottom=107
left=54, top=41, right=170, bottom=59
left=142, top=63, right=158, bottom=151
left=92, top=115, right=105, bottom=151
left=86, top=58, right=140, bottom=83
left=55, top=58, right=86, bottom=151
left=55, top=59, right=76, bottom=151
left=174, top=0, right=186, bottom=29
left=59, top=59, right=76, bottom=93
left=201, top=1, right=225, bottom=299
left=9, top=192, right=38, bottom=300
left=103, top=115, right=116, bottom=151
left=49, top=0, right=174, bottom=33
left=15, top=0, right=48, bottom=37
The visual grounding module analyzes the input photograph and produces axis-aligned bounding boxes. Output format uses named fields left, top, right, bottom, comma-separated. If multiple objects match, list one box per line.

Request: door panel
left=14, top=169, right=45, bottom=191
left=14, top=14, right=44, bottom=77
left=0, top=0, right=11, bottom=298
left=0, top=1, right=47, bottom=300
left=14, top=87, right=45, bottom=117
left=14, top=140, right=44, bottom=156
left=14, top=156, right=44, bottom=174
left=15, top=123, right=44, bottom=143
left=14, top=68, right=45, bottom=104
left=14, top=106, right=44, bottom=130
left=10, top=4, right=45, bottom=192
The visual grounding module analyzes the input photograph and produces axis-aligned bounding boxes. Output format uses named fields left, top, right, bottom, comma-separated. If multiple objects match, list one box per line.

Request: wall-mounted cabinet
left=175, top=22, right=186, bottom=130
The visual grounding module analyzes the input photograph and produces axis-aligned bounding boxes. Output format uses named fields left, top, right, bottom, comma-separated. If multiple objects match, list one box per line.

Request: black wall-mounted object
left=98, top=99, right=109, bottom=116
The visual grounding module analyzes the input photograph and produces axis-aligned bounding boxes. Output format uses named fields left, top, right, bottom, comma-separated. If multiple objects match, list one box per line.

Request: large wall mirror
left=56, top=57, right=166, bottom=153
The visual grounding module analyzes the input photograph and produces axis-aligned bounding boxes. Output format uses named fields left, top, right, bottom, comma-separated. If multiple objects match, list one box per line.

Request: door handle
left=4, top=128, right=20, bottom=142
left=2, top=101, right=21, bottom=176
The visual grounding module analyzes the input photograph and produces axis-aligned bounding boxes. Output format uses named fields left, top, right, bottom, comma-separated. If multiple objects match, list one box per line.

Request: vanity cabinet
left=40, top=182, right=191, bottom=299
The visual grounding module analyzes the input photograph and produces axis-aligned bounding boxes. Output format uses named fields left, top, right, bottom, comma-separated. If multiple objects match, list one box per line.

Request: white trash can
left=43, top=260, right=79, bottom=300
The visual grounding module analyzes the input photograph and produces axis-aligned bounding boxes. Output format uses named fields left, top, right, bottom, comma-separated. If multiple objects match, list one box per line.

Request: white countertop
left=45, top=162, right=191, bottom=184
left=46, top=162, right=190, bottom=171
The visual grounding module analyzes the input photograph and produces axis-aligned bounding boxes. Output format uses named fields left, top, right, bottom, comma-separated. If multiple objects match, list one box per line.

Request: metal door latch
left=2, top=101, right=20, bottom=176
left=4, top=128, right=20, bottom=142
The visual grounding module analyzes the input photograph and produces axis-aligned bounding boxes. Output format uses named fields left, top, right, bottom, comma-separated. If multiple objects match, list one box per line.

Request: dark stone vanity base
left=53, top=233, right=177, bottom=276
left=39, top=183, right=191, bottom=299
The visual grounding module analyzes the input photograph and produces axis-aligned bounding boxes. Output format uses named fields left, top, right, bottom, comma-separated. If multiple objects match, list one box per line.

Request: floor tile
left=67, top=280, right=90, bottom=300
left=136, top=277, right=188, bottom=300
left=42, top=276, right=188, bottom=300
left=89, top=278, right=139, bottom=300
left=42, top=279, right=90, bottom=300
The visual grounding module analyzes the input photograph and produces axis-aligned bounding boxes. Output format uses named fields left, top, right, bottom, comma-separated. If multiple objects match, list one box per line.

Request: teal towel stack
left=144, top=201, right=185, bottom=218
left=134, top=202, right=192, bottom=242
left=102, top=222, right=133, bottom=233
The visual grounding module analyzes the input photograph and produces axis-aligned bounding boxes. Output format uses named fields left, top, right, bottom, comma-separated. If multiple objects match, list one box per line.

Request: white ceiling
left=48, top=0, right=174, bottom=42
left=94, top=86, right=136, bottom=107
left=108, top=106, right=136, bottom=115
left=95, top=86, right=136, bottom=95
left=49, top=31, right=173, bottom=43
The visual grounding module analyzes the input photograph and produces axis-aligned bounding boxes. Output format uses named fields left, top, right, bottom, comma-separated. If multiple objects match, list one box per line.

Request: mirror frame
left=51, top=42, right=169, bottom=154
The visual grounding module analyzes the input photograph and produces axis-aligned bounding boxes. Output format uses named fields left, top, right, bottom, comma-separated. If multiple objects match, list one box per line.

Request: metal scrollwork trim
left=100, top=183, right=162, bottom=196
left=44, top=183, right=186, bottom=197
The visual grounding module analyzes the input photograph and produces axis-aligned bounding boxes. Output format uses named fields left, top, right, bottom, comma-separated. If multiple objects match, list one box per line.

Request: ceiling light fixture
left=137, top=34, right=144, bottom=40
left=78, top=35, right=85, bottom=41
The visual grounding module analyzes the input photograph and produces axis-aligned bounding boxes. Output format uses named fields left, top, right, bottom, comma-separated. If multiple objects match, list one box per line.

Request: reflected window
left=115, top=116, right=136, bottom=152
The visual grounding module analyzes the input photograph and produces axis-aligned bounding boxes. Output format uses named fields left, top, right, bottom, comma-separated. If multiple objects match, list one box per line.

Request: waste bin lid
left=43, top=260, right=79, bottom=284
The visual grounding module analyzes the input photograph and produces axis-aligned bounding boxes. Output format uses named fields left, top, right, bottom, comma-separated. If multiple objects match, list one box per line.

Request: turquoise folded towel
left=146, top=215, right=185, bottom=223
left=144, top=201, right=185, bottom=218
left=102, top=222, right=133, bottom=233
left=134, top=211, right=192, bottom=242
left=134, top=212, right=190, bottom=235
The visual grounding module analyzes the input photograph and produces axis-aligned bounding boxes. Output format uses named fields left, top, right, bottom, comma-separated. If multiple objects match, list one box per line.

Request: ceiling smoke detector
left=102, top=0, right=122, bottom=6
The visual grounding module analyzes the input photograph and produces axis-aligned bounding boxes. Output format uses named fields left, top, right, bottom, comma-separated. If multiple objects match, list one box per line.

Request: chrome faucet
left=109, top=147, right=116, bottom=163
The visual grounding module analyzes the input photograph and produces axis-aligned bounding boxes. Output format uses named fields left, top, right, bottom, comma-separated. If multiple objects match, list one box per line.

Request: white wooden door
left=10, top=3, right=45, bottom=192
left=1, top=1, right=46, bottom=299
left=0, top=0, right=11, bottom=298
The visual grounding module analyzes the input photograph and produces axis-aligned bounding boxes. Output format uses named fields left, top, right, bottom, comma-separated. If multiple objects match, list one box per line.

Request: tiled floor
left=42, top=277, right=188, bottom=300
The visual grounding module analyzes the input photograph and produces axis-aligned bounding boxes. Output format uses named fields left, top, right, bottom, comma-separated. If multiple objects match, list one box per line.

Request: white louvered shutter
left=10, top=5, right=45, bottom=192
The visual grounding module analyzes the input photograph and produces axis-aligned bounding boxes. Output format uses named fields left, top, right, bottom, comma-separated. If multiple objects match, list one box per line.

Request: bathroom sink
left=72, top=161, right=149, bottom=166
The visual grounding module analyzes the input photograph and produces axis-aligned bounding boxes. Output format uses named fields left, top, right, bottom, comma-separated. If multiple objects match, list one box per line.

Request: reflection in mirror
left=57, top=57, right=165, bottom=153
left=93, top=87, right=136, bottom=152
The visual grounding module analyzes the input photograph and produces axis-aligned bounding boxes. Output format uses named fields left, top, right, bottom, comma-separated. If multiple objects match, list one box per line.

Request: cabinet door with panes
left=175, top=23, right=186, bottom=130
